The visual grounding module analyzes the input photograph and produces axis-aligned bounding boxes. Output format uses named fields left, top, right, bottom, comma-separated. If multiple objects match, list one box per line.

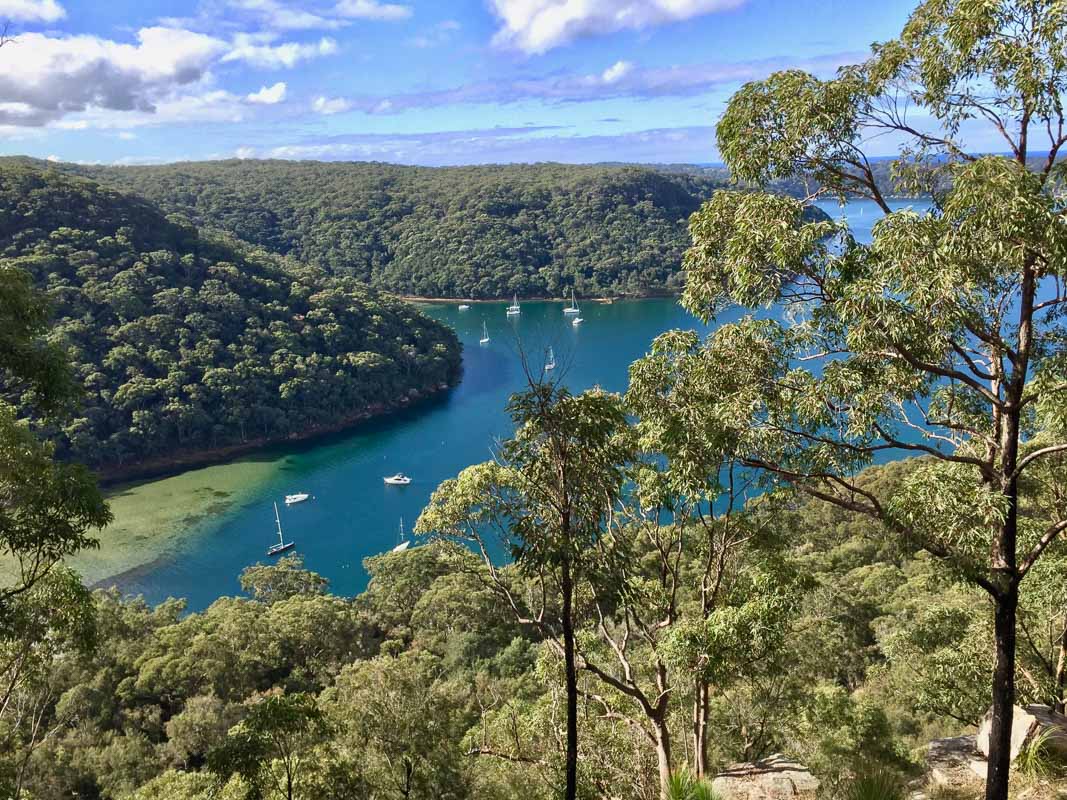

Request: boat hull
left=267, top=542, right=295, bottom=556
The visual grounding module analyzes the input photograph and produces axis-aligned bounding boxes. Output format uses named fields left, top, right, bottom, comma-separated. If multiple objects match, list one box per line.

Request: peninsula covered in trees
left=0, top=163, right=462, bottom=473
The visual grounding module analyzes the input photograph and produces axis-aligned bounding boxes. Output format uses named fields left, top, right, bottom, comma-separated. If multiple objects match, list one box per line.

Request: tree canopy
left=0, top=163, right=462, bottom=472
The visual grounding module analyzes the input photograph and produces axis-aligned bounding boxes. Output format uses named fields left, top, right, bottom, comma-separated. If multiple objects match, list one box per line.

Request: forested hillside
left=59, top=160, right=725, bottom=298
left=0, top=164, right=462, bottom=472
left=3, top=457, right=1062, bottom=800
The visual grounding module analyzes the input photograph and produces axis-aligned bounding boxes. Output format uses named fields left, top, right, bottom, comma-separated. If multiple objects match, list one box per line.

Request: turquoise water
left=103, top=198, right=932, bottom=610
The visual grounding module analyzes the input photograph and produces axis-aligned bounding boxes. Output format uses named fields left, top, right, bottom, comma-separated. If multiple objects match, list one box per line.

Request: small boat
left=572, top=316, right=584, bottom=326
left=458, top=304, right=470, bottom=310
left=384, top=473, right=412, bottom=485
left=564, top=290, right=580, bottom=315
left=546, top=346, right=556, bottom=371
left=506, top=294, right=521, bottom=316
left=391, top=517, right=411, bottom=553
left=479, top=321, right=490, bottom=344
left=267, top=502, right=295, bottom=556
left=284, top=492, right=310, bottom=505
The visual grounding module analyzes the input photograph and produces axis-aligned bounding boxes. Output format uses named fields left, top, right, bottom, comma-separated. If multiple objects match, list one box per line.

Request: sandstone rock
left=926, top=735, right=987, bottom=788
left=711, top=754, right=820, bottom=799
left=976, top=704, right=1067, bottom=763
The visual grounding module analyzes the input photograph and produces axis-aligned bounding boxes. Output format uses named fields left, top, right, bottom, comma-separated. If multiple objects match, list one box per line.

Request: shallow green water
left=88, top=198, right=931, bottom=610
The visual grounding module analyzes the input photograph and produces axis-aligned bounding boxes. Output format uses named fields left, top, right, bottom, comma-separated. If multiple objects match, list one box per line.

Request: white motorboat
left=564, top=290, right=580, bottom=315
left=506, top=294, right=521, bottom=316
left=284, top=492, right=310, bottom=505
left=458, top=304, right=470, bottom=310
left=479, top=321, right=490, bottom=344
left=267, top=502, right=295, bottom=556
left=384, top=473, right=412, bottom=486
left=546, top=347, right=556, bottom=371
left=572, top=316, right=584, bottom=326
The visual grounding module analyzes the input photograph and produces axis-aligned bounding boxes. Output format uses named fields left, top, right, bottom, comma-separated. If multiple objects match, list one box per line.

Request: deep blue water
left=106, top=198, right=933, bottom=611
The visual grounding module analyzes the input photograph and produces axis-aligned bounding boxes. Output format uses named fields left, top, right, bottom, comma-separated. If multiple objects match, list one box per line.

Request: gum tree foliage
left=671, top=1, right=1067, bottom=796
left=208, top=692, right=329, bottom=800
left=416, top=381, right=633, bottom=800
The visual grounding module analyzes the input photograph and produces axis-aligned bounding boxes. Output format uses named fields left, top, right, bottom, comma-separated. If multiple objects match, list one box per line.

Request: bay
left=83, top=197, right=932, bottom=611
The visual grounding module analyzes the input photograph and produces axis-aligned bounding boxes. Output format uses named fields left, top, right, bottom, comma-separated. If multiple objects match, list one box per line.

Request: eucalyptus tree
left=415, top=381, right=633, bottom=800
left=675, top=1, right=1067, bottom=796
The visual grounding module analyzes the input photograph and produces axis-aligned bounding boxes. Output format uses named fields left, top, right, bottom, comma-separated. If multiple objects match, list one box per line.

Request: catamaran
left=391, top=517, right=411, bottom=553
left=564, top=290, right=580, bottom=315
left=384, top=473, right=412, bottom=485
left=479, top=321, right=490, bottom=344
left=284, top=492, right=310, bottom=505
left=267, top=502, right=295, bottom=556
left=546, top=347, right=556, bottom=371
left=506, top=294, right=521, bottom=316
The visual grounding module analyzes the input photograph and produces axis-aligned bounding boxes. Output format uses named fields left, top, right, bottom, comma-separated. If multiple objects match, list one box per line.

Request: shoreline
left=95, top=381, right=456, bottom=488
left=402, top=292, right=679, bottom=304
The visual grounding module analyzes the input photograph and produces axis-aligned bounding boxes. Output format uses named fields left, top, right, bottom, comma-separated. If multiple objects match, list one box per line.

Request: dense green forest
left=1, top=459, right=1062, bottom=800
left=0, top=164, right=462, bottom=471
left=50, top=160, right=726, bottom=299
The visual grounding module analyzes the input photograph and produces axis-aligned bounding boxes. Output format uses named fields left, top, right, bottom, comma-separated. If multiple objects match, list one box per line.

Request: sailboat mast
left=274, top=502, right=284, bottom=544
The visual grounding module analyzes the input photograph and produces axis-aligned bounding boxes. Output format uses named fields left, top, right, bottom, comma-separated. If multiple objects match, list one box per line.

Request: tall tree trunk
left=985, top=585, right=1018, bottom=800
left=1054, top=623, right=1066, bottom=715
left=561, top=555, right=579, bottom=800
left=654, top=719, right=673, bottom=800
left=692, top=678, right=709, bottom=779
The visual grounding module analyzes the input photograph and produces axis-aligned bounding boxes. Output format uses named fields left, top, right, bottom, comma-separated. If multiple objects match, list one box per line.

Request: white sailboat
left=564, top=290, right=580, bottom=315
left=479, top=321, right=490, bottom=344
left=267, top=502, right=295, bottom=556
left=546, top=347, right=556, bottom=371
left=391, top=517, right=411, bottom=553
left=506, top=294, right=521, bottom=316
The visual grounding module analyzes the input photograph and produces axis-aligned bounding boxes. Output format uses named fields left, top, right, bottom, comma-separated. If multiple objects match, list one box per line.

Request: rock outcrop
left=977, top=705, right=1067, bottom=763
left=711, top=754, right=820, bottom=799
left=925, top=735, right=987, bottom=788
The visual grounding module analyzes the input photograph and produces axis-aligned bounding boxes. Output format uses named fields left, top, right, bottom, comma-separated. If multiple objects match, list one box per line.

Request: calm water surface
left=103, top=198, right=932, bottom=610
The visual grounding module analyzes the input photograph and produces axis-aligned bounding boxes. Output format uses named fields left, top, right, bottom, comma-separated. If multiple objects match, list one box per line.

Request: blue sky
left=0, top=0, right=926, bottom=165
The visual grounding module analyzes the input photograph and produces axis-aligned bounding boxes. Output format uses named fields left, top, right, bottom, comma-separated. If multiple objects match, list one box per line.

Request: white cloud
left=488, top=0, right=747, bottom=54
left=224, top=33, right=338, bottom=69
left=247, top=81, right=287, bottom=104
left=0, top=27, right=228, bottom=127
left=312, top=95, right=352, bottom=114
left=235, top=146, right=257, bottom=158
left=0, top=0, right=65, bottom=22
left=45, top=153, right=60, bottom=161
left=601, top=60, right=633, bottom=84
left=333, top=0, right=411, bottom=21
left=117, top=131, right=136, bottom=140
left=228, top=0, right=339, bottom=30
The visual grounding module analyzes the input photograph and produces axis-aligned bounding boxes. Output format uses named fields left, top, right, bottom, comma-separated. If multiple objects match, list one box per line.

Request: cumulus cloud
left=601, top=60, right=633, bottom=84
left=488, top=0, right=748, bottom=54
left=0, top=0, right=65, bottom=22
left=334, top=0, right=411, bottom=20
left=246, top=81, right=287, bottom=104
left=224, top=0, right=411, bottom=29
left=312, top=95, right=352, bottom=114
left=223, top=33, right=338, bottom=69
left=227, top=0, right=340, bottom=30
left=332, top=52, right=860, bottom=115
left=0, top=27, right=227, bottom=127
